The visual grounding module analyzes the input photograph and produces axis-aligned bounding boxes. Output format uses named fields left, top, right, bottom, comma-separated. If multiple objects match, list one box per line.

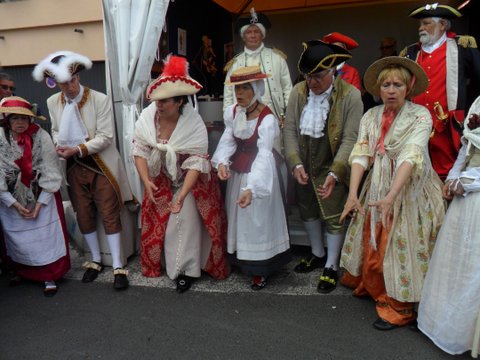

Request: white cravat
left=57, top=85, right=88, bottom=147
left=299, top=85, right=333, bottom=138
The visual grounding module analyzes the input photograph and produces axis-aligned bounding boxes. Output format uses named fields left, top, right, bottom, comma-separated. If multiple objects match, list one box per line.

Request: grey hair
left=432, top=17, right=451, bottom=31
left=0, top=72, right=14, bottom=82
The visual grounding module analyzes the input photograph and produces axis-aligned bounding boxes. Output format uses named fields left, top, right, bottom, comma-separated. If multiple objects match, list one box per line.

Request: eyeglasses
left=304, top=69, right=333, bottom=83
left=0, top=84, right=16, bottom=91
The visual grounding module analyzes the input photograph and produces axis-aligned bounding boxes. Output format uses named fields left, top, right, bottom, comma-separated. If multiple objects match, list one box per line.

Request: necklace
left=246, top=101, right=259, bottom=116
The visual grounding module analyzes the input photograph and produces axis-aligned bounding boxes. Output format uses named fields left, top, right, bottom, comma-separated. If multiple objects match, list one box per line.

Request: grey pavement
left=0, top=245, right=472, bottom=360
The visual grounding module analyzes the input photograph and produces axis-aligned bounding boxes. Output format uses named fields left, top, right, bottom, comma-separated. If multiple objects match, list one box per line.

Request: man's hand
left=293, top=165, right=309, bottom=185
left=317, top=174, right=336, bottom=200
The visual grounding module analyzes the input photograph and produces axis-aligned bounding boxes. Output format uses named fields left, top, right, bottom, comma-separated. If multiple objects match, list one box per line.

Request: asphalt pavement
left=0, top=246, right=472, bottom=360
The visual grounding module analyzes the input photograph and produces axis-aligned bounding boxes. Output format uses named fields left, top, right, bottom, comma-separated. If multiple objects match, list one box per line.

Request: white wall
left=234, top=1, right=469, bottom=80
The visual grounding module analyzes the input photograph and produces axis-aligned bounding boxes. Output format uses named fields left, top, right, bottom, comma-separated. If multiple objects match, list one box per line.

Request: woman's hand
left=12, top=202, right=32, bottom=218
left=144, top=178, right=158, bottom=204
left=170, top=194, right=185, bottom=214
left=217, top=164, right=230, bottom=181
left=30, top=203, right=43, bottom=219
left=444, top=179, right=464, bottom=199
left=237, top=189, right=252, bottom=208
left=368, top=194, right=394, bottom=230
left=340, top=195, right=364, bottom=223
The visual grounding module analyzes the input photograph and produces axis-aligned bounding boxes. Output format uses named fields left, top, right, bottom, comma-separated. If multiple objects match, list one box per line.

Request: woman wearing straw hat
left=133, top=55, right=229, bottom=293
left=212, top=65, right=290, bottom=290
left=339, top=56, right=445, bottom=330
left=417, top=95, right=480, bottom=356
left=0, top=96, right=70, bottom=297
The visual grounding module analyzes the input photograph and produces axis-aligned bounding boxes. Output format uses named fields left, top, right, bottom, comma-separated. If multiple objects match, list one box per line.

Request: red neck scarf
left=376, top=109, right=396, bottom=155
left=14, top=123, right=40, bottom=187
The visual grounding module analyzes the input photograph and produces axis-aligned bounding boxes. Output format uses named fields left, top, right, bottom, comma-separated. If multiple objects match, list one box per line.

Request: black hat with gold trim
left=409, top=3, right=462, bottom=19
left=298, top=40, right=352, bottom=75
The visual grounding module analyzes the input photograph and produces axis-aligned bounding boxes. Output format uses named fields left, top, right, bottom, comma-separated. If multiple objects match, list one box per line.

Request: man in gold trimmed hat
left=33, top=51, right=133, bottom=290
left=283, top=40, right=363, bottom=293
left=400, top=3, right=480, bottom=181
left=223, top=8, right=292, bottom=128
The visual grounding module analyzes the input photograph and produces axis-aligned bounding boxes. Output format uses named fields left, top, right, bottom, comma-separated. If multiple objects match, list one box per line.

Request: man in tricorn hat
left=400, top=3, right=480, bottom=180
left=33, top=51, right=133, bottom=290
left=223, top=8, right=292, bottom=128
left=283, top=40, right=363, bottom=293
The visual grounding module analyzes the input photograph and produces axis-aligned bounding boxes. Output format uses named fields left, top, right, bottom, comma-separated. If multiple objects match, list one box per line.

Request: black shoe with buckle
left=113, top=268, right=129, bottom=290
left=317, top=267, right=338, bottom=293
left=293, top=254, right=327, bottom=273
left=176, top=275, right=194, bottom=293
left=81, top=261, right=103, bottom=283
left=251, top=276, right=267, bottom=291
left=373, top=317, right=398, bottom=331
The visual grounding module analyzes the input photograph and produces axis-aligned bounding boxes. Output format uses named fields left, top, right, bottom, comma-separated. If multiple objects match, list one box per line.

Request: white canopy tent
left=102, top=0, right=170, bottom=202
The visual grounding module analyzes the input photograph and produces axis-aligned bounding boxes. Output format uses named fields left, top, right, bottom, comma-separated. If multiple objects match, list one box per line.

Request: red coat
left=338, top=63, right=361, bottom=91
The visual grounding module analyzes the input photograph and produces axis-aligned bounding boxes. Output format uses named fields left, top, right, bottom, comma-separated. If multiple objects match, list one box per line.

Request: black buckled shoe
left=373, top=317, right=398, bottom=331
left=113, top=268, right=129, bottom=290
left=293, top=254, right=326, bottom=273
left=176, top=275, right=194, bottom=293
left=43, top=281, right=58, bottom=297
left=81, top=261, right=103, bottom=283
left=317, top=267, right=338, bottom=293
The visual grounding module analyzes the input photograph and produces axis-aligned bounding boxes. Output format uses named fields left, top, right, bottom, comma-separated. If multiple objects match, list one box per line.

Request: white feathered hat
left=32, top=51, right=92, bottom=83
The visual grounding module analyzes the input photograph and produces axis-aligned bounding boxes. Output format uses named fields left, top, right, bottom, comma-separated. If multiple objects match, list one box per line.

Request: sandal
left=113, top=268, right=129, bottom=290
left=176, top=275, right=194, bottom=293
left=81, top=261, right=103, bottom=283
left=294, top=254, right=326, bottom=273
left=43, top=281, right=58, bottom=297
left=251, top=276, right=267, bottom=291
left=317, top=267, right=338, bottom=293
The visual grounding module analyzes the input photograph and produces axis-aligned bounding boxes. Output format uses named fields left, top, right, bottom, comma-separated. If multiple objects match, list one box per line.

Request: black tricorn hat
left=298, top=40, right=352, bottom=75
left=235, top=12, right=271, bottom=34
left=409, top=3, right=462, bottom=19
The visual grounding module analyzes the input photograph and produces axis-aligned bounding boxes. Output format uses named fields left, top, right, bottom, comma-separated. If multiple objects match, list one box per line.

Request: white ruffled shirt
left=299, top=85, right=333, bottom=138
left=211, top=104, right=279, bottom=198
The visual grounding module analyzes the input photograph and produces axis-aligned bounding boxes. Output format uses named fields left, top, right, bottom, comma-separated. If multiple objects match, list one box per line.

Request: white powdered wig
left=32, top=51, right=92, bottom=83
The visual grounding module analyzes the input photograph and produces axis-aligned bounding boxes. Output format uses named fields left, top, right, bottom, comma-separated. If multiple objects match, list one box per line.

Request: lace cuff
left=181, top=155, right=211, bottom=174
left=132, top=140, right=152, bottom=159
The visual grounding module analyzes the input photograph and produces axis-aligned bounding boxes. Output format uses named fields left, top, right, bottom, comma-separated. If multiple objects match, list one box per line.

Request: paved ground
left=0, top=245, right=473, bottom=360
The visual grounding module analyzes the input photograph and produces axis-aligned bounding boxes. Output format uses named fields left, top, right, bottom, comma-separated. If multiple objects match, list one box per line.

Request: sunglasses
left=0, top=84, right=16, bottom=91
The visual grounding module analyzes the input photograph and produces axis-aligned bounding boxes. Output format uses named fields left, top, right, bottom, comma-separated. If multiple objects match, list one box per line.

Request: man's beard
left=419, top=28, right=440, bottom=46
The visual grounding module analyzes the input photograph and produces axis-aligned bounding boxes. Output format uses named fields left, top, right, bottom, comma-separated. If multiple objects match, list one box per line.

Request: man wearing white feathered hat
left=33, top=51, right=133, bottom=290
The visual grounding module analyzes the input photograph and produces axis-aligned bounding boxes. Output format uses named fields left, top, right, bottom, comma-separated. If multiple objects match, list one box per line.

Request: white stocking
left=325, top=232, right=345, bottom=270
left=106, top=232, right=123, bottom=270
left=303, top=220, right=325, bottom=258
left=83, top=231, right=101, bottom=263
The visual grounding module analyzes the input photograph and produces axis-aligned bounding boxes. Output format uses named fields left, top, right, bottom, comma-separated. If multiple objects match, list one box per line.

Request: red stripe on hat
left=1, top=99, right=32, bottom=110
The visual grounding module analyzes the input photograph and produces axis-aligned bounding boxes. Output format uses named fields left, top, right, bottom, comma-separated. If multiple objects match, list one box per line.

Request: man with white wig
left=33, top=51, right=133, bottom=290
left=223, top=8, right=292, bottom=130
left=400, top=3, right=480, bottom=181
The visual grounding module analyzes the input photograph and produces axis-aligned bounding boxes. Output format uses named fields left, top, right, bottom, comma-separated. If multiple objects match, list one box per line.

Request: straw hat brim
left=0, top=106, right=45, bottom=120
left=147, top=77, right=202, bottom=101
left=225, top=73, right=270, bottom=86
left=364, top=56, right=428, bottom=98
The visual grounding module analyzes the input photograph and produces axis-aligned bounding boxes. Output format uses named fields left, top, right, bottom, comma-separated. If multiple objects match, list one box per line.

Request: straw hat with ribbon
left=363, top=56, right=429, bottom=98
left=0, top=96, right=45, bottom=120
left=224, top=65, right=270, bottom=86
left=147, top=55, right=203, bottom=101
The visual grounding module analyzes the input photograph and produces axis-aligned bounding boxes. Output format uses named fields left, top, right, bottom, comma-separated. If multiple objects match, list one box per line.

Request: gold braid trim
left=91, top=153, right=123, bottom=204
left=457, top=35, right=478, bottom=49
left=399, top=47, right=408, bottom=57
left=60, top=87, right=91, bottom=108
left=223, top=55, right=239, bottom=73
left=273, top=48, right=287, bottom=59
left=78, top=143, right=88, bottom=157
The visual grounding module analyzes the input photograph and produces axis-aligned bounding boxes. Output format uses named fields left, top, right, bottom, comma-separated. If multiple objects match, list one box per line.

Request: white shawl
left=134, top=102, right=208, bottom=180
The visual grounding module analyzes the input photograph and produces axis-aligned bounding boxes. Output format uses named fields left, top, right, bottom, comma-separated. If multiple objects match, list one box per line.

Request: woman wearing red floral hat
left=133, top=55, right=229, bottom=293
left=0, top=96, right=70, bottom=297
